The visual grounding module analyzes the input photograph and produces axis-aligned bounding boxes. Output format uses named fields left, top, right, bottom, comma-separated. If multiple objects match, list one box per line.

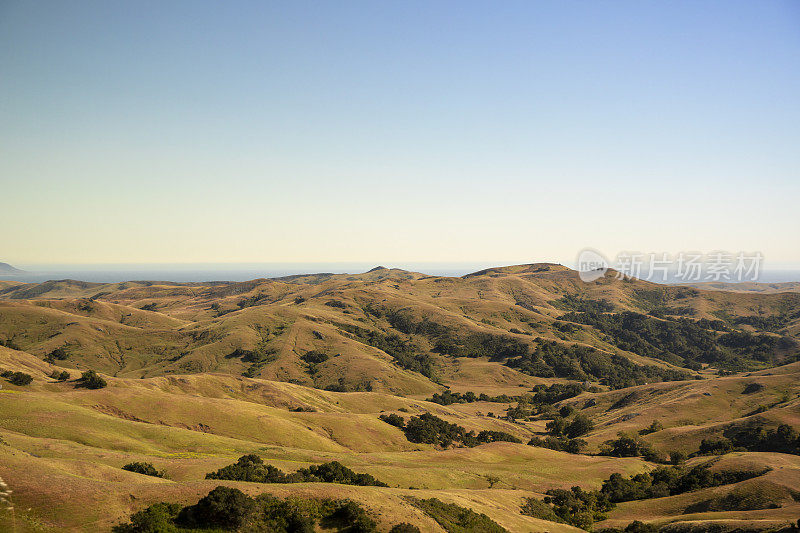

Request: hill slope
left=1, top=265, right=800, bottom=532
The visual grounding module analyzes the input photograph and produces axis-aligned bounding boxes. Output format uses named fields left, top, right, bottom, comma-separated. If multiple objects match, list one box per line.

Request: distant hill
left=679, top=280, right=800, bottom=293
left=0, top=263, right=798, bottom=392
left=0, top=262, right=25, bottom=275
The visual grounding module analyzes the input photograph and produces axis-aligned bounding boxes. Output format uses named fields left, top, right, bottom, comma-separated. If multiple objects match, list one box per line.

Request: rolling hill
left=1, top=264, right=800, bottom=532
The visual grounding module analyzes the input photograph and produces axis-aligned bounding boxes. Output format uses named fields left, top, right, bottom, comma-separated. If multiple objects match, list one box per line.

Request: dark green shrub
left=599, top=464, right=769, bottom=503
left=639, top=420, right=664, bottom=435
left=559, top=405, right=575, bottom=418
left=379, top=413, right=406, bottom=428
left=76, top=370, right=106, bottom=389
left=670, top=450, right=687, bottom=464
left=624, top=520, right=659, bottom=533
left=329, top=500, right=378, bottom=532
left=177, top=485, right=254, bottom=529
left=48, top=347, right=69, bottom=360
left=206, top=454, right=287, bottom=483
left=724, top=422, right=800, bottom=455
left=111, top=502, right=181, bottom=532
left=50, top=370, right=70, bottom=381
left=114, top=486, right=379, bottom=533
left=520, top=497, right=562, bottom=523
left=408, top=497, right=507, bottom=532
left=742, top=382, right=765, bottom=394
left=122, top=462, right=165, bottom=478
left=301, top=351, right=329, bottom=365
left=403, top=413, right=465, bottom=447
left=298, top=461, right=388, bottom=487
left=8, top=372, right=33, bottom=386
left=546, top=416, right=567, bottom=437
left=542, top=487, right=613, bottom=529
left=206, top=455, right=388, bottom=487
left=565, top=414, right=594, bottom=438
left=528, top=436, right=586, bottom=454
left=390, top=523, right=421, bottom=533
left=697, top=437, right=736, bottom=456
left=600, top=433, right=655, bottom=458
left=427, top=390, right=516, bottom=405
left=0, top=339, right=21, bottom=350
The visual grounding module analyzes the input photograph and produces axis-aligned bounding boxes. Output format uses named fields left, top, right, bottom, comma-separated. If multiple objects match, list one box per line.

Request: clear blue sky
left=1, top=1, right=799, bottom=266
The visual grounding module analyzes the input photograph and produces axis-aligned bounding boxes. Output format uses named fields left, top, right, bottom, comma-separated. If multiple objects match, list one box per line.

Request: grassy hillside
left=1, top=265, right=800, bottom=531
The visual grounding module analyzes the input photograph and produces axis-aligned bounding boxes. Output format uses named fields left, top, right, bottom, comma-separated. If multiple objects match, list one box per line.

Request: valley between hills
left=1, top=263, right=800, bottom=532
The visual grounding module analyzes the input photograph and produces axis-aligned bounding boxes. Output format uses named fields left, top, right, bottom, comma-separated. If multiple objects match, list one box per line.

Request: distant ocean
left=2, top=262, right=499, bottom=283
left=3, top=263, right=800, bottom=284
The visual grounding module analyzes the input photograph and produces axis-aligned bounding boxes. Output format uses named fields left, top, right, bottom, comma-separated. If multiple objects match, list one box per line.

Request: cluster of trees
left=113, top=485, right=391, bottom=533
left=0, top=370, right=33, bottom=386
left=506, top=339, right=690, bottom=389
left=638, top=420, right=664, bottom=435
left=236, top=293, right=270, bottom=309
left=505, top=383, right=591, bottom=421
left=432, top=331, right=529, bottom=360
left=732, top=314, right=791, bottom=333
left=561, top=310, right=796, bottom=371
left=45, top=347, right=69, bottom=363
left=300, top=350, right=329, bottom=365
left=551, top=294, right=615, bottom=313
left=2, top=368, right=106, bottom=388
left=351, top=303, right=728, bottom=388
left=370, top=305, right=529, bottom=361
left=339, top=323, right=435, bottom=378
left=698, top=423, right=800, bottom=456
left=632, top=288, right=697, bottom=318
left=379, top=413, right=406, bottom=427
left=228, top=343, right=279, bottom=378
left=380, top=307, right=450, bottom=338
left=381, top=413, right=521, bottom=448
left=717, top=331, right=790, bottom=364
left=521, top=486, right=614, bottom=530
left=122, top=462, right=165, bottom=478
left=561, top=310, right=718, bottom=368
left=531, top=382, right=588, bottom=404
left=425, top=390, right=516, bottom=405
left=323, top=377, right=374, bottom=393
left=599, top=433, right=664, bottom=462
left=546, top=413, right=594, bottom=439
left=50, top=369, right=70, bottom=381
left=76, top=369, right=106, bottom=389
left=2, top=368, right=105, bottom=388
left=527, top=436, right=586, bottom=454
left=522, top=463, right=766, bottom=530
left=0, top=338, right=21, bottom=350
left=205, top=455, right=388, bottom=487
left=596, top=520, right=659, bottom=533
left=407, top=497, right=507, bottom=533
left=600, top=464, right=768, bottom=503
